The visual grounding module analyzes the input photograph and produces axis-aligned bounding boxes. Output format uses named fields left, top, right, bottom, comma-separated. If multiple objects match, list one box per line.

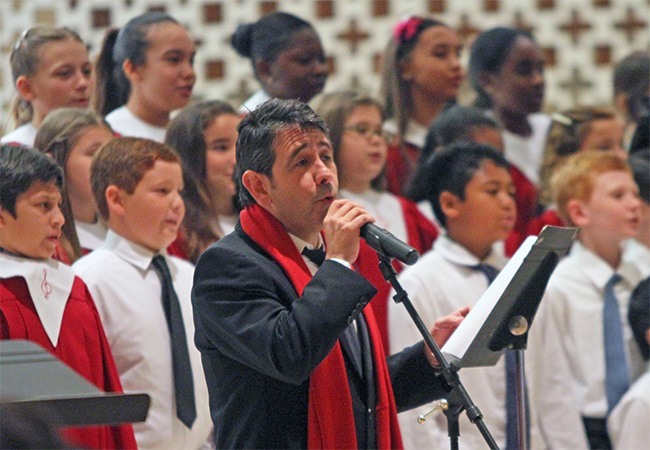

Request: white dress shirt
left=105, top=106, right=167, bottom=143
left=75, top=220, right=108, bottom=252
left=607, top=369, right=650, bottom=449
left=73, top=230, right=212, bottom=450
left=1, top=122, right=37, bottom=146
left=339, top=188, right=408, bottom=243
left=527, top=241, right=645, bottom=449
left=239, top=90, right=271, bottom=114
left=624, top=238, right=650, bottom=278
left=388, top=235, right=545, bottom=449
left=501, top=113, right=551, bottom=186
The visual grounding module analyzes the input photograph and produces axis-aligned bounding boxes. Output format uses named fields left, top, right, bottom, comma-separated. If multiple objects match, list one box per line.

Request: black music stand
left=384, top=226, right=578, bottom=449
left=0, top=339, right=150, bottom=427
left=444, top=225, right=578, bottom=448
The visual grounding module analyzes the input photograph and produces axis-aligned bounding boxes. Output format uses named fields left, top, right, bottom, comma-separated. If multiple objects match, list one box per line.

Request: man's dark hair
left=235, top=98, right=328, bottom=207
left=423, top=141, right=510, bottom=227
left=0, top=144, right=63, bottom=217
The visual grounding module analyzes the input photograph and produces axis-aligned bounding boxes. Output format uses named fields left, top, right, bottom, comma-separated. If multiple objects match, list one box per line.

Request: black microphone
left=360, top=223, right=419, bottom=266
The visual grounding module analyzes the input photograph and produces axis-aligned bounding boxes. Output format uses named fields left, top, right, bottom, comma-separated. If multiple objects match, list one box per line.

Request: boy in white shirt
left=389, top=142, right=545, bottom=449
left=528, top=152, right=644, bottom=449
left=74, top=137, right=212, bottom=449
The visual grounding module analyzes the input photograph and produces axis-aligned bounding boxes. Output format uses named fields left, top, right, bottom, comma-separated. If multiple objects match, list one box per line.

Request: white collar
left=435, top=234, right=507, bottom=270
left=102, top=229, right=160, bottom=272
left=75, top=220, right=108, bottom=251
left=383, top=119, right=428, bottom=148
left=0, top=252, right=75, bottom=347
left=571, top=241, right=641, bottom=289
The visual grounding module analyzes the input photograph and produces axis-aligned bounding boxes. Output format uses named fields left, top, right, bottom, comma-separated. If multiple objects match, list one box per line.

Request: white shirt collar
left=571, top=241, right=640, bottom=289
left=383, top=119, right=428, bottom=149
left=435, top=234, right=507, bottom=270
left=0, top=252, right=75, bottom=347
left=102, top=229, right=161, bottom=272
left=75, top=220, right=108, bottom=251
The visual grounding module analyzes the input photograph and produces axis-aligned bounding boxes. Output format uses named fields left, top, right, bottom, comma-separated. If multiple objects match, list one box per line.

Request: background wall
left=1, top=0, right=648, bottom=133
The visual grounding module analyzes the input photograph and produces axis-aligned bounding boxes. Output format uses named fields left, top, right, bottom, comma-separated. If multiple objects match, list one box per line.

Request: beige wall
left=1, top=0, right=648, bottom=133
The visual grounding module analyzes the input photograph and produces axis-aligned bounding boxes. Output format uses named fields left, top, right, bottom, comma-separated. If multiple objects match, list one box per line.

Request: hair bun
left=231, top=23, right=254, bottom=58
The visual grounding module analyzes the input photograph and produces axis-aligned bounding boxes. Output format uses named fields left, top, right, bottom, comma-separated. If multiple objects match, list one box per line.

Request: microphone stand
left=378, top=255, right=499, bottom=450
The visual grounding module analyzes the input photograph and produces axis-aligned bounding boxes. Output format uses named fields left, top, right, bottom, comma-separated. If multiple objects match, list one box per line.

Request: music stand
left=0, top=339, right=150, bottom=427
left=382, top=226, right=578, bottom=450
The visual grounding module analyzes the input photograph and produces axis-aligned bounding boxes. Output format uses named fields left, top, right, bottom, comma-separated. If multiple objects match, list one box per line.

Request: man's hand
left=424, top=306, right=470, bottom=367
left=322, top=199, right=374, bottom=264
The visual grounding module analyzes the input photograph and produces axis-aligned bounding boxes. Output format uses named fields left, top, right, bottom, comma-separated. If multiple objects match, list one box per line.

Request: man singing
left=192, top=98, right=466, bottom=449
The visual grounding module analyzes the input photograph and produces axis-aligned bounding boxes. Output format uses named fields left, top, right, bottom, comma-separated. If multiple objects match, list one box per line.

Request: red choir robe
left=0, top=260, right=137, bottom=450
left=385, top=142, right=420, bottom=197
left=526, top=208, right=564, bottom=237
left=504, top=165, right=539, bottom=256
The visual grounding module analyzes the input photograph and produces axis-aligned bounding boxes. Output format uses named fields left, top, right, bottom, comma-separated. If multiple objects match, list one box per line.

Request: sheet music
left=441, top=236, right=537, bottom=362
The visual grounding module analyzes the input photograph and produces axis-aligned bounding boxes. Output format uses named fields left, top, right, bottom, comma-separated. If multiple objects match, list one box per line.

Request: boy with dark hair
left=389, top=142, right=544, bottom=449
left=528, top=152, right=645, bottom=449
left=73, top=137, right=212, bottom=449
left=0, top=144, right=136, bottom=449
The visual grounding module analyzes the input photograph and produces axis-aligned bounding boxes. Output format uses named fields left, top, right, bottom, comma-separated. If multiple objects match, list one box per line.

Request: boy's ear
left=0, top=206, right=10, bottom=228
left=15, top=75, right=36, bottom=102
left=439, top=191, right=462, bottom=221
left=105, top=185, right=126, bottom=217
left=242, top=170, right=271, bottom=208
left=566, top=198, right=590, bottom=227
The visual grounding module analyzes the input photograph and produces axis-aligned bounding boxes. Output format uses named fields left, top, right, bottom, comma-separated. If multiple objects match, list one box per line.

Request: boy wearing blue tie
left=528, top=151, right=645, bottom=449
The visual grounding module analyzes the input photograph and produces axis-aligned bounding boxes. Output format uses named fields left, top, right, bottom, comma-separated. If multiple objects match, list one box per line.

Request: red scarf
left=240, top=204, right=403, bottom=449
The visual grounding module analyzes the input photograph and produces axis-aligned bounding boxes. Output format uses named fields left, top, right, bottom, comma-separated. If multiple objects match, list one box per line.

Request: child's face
left=452, top=160, right=516, bottom=244
left=576, top=170, right=641, bottom=242
left=579, top=117, right=626, bottom=159
left=23, top=38, right=93, bottom=123
left=265, top=28, right=328, bottom=103
left=132, top=22, right=196, bottom=115
left=0, top=181, right=64, bottom=260
left=66, top=125, right=114, bottom=220
left=338, top=105, right=387, bottom=191
left=118, top=160, right=185, bottom=252
left=484, top=36, right=545, bottom=115
left=204, top=113, right=240, bottom=204
left=401, top=25, right=464, bottom=104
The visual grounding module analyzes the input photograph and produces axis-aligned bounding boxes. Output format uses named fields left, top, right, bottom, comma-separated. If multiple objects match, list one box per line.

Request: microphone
left=360, top=223, right=419, bottom=266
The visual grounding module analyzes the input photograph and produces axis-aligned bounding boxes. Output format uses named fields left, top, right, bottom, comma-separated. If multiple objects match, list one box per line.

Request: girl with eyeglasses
left=2, top=27, right=93, bottom=146
left=313, top=90, right=439, bottom=353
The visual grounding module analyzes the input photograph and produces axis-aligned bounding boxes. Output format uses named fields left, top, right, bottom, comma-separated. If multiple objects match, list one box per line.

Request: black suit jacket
left=192, top=223, right=448, bottom=449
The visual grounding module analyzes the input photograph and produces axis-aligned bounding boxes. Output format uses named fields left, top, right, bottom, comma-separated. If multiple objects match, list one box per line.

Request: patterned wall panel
left=1, top=0, right=648, bottom=133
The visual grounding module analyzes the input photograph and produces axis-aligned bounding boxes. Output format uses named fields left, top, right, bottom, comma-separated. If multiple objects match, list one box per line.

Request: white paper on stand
left=441, top=236, right=537, bottom=364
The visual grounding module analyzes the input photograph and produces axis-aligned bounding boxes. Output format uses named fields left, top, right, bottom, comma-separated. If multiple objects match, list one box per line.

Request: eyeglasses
left=344, top=123, right=388, bottom=140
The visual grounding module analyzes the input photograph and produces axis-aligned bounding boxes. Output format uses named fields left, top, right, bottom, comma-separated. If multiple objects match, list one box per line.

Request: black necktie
left=151, top=255, right=197, bottom=429
left=471, top=263, right=529, bottom=449
left=301, top=245, right=364, bottom=375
